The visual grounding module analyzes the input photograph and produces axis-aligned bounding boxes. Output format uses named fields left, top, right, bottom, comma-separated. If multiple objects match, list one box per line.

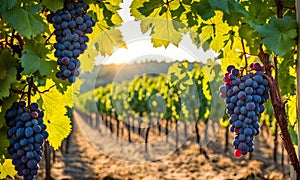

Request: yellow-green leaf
left=0, top=159, right=17, bottom=179
left=287, top=94, right=297, bottom=126
left=32, top=79, right=74, bottom=149
left=92, top=28, right=127, bottom=56
left=141, top=16, right=182, bottom=48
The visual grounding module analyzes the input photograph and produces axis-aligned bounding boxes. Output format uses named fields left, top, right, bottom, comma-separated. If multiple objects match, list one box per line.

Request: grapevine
left=219, top=62, right=270, bottom=157
left=0, top=0, right=299, bottom=179
left=0, top=0, right=123, bottom=178
left=47, top=0, right=95, bottom=83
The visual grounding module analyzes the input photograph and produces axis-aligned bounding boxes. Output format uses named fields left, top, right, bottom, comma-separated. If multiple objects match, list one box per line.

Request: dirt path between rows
left=42, top=111, right=289, bottom=180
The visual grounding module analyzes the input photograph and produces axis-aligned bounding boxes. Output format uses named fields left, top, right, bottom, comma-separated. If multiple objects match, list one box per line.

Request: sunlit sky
left=95, top=0, right=217, bottom=65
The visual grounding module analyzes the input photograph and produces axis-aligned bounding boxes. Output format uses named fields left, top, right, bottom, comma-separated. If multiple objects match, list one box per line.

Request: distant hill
left=79, top=60, right=201, bottom=94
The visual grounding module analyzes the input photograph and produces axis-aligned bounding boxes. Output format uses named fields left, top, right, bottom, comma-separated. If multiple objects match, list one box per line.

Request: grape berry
left=219, top=62, right=270, bottom=158
left=5, top=101, right=48, bottom=180
left=47, top=1, right=95, bottom=83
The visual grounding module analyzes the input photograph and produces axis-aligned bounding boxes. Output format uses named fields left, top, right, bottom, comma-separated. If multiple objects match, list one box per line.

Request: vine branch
left=258, top=48, right=300, bottom=179
left=275, top=0, right=284, bottom=18
left=273, top=56, right=282, bottom=103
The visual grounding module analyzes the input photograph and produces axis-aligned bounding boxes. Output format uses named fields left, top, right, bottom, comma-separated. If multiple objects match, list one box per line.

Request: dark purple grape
left=76, top=16, right=84, bottom=24
left=52, top=16, right=62, bottom=24
left=73, top=42, right=80, bottom=49
left=64, top=13, right=72, bottom=21
left=73, top=49, right=80, bottom=57
left=46, top=13, right=54, bottom=23
left=54, top=50, right=62, bottom=57
left=80, top=43, right=87, bottom=50
left=61, top=57, right=70, bottom=65
left=63, top=69, right=72, bottom=77
left=56, top=72, right=63, bottom=78
left=68, top=62, right=76, bottom=70
left=68, top=76, right=76, bottom=83
left=29, top=103, right=38, bottom=111
left=79, top=23, right=87, bottom=31
left=227, top=65, right=235, bottom=72
left=86, top=20, right=93, bottom=27
left=20, top=113, right=31, bottom=122
left=72, top=69, right=79, bottom=76
left=61, top=21, right=68, bottom=29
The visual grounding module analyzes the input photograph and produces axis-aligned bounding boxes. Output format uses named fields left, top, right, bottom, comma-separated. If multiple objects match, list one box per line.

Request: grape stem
left=27, top=77, right=33, bottom=107
left=2, top=29, right=23, bottom=57
left=241, top=39, right=248, bottom=75
left=9, top=29, right=15, bottom=48
left=258, top=48, right=300, bottom=179
left=34, top=84, right=55, bottom=94
left=283, top=6, right=296, bottom=11
left=45, top=32, right=54, bottom=45
left=11, top=84, right=28, bottom=95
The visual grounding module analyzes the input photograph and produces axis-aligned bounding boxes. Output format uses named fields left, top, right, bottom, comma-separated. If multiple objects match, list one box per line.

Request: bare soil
left=38, top=111, right=290, bottom=180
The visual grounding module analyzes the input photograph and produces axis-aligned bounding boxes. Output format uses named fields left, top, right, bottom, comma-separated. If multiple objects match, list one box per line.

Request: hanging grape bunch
left=47, top=0, right=95, bottom=83
left=5, top=101, right=48, bottom=180
left=219, top=62, right=270, bottom=158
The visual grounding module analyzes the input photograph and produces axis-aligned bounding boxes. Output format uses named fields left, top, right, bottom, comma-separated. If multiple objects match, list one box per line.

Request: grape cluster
left=5, top=101, right=48, bottom=180
left=219, top=62, right=270, bottom=158
left=47, top=1, right=95, bottom=83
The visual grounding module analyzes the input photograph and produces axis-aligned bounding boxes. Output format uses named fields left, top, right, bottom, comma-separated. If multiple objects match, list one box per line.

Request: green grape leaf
left=3, top=7, right=45, bottom=38
left=278, top=55, right=296, bottom=96
left=191, top=1, right=215, bottom=20
left=186, top=11, right=198, bottom=27
left=0, top=48, right=18, bottom=80
left=34, top=79, right=73, bottom=150
left=288, top=125, right=298, bottom=145
left=41, top=0, right=64, bottom=12
left=251, top=16, right=297, bottom=56
left=170, top=5, right=186, bottom=21
left=0, top=0, right=16, bottom=13
left=137, top=0, right=164, bottom=17
left=21, top=39, right=56, bottom=75
left=24, top=3, right=42, bottom=14
left=182, top=0, right=192, bottom=5
left=102, top=3, right=115, bottom=27
left=238, top=24, right=261, bottom=54
left=0, top=69, right=17, bottom=100
left=245, top=0, right=274, bottom=25
left=209, top=0, right=230, bottom=14
left=0, top=159, right=17, bottom=179
left=228, top=1, right=248, bottom=16
left=0, top=127, right=9, bottom=164
left=210, top=0, right=247, bottom=16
